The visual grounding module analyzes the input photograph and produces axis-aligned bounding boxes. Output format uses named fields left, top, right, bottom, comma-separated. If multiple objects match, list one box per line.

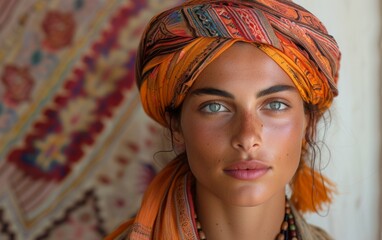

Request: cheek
left=261, top=121, right=303, bottom=188
left=181, top=127, right=217, bottom=185
left=180, top=111, right=226, bottom=150
left=265, top=111, right=306, bottom=140
left=180, top=116, right=227, bottom=175
left=263, top=116, right=305, bottom=163
left=181, top=121, right=222, bottom=160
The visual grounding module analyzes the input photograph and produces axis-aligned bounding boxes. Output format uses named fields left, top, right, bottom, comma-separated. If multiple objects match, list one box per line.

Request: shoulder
left=307, top=224, right=334, bottom=240
left=291, top=205, right=333, bottom=240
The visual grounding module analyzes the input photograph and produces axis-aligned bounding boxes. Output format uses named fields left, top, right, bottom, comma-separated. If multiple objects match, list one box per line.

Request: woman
left=106, top=0, right=340, bottom=239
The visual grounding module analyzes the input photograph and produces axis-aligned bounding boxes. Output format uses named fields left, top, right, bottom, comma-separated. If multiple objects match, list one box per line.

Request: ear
left=302, top=111, right=310, bottom=143
left=304, top=112, right=309, bottom=133
left=165, top=112, right=185, bottom=152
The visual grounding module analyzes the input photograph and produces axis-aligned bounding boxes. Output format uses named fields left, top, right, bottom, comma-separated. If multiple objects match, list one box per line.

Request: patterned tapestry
left=0, top=0, right=181, bottom=239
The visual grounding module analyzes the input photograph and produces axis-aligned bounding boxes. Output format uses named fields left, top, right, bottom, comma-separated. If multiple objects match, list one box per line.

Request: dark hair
left=303, top=102, right=331, bottom=171
left=166, top=105, right=183, bottom=152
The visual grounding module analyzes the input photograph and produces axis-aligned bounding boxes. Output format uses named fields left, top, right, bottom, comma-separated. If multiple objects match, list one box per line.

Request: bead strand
left=195, top=214, right=207, bottom=239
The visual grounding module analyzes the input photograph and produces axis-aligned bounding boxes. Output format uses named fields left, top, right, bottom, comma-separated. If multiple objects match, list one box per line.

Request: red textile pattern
left=0, top=1, right=181, bottom=239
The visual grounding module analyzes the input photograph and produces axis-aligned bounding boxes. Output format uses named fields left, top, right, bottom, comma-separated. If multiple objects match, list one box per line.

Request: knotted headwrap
left=137, top=0, right=340, bottom=127
left=112, top=1, right=342, bottom=238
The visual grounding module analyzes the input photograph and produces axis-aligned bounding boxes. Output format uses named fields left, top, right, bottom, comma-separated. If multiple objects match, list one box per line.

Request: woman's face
left=176, top=43, right=307, bottom=207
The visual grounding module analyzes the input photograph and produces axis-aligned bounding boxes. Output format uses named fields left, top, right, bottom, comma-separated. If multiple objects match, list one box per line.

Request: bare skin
left=175, top=42, right=308, bottom=240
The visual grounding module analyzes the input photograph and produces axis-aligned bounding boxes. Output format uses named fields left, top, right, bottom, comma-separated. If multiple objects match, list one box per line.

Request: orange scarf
left=106, top=155, right=201, bottom=239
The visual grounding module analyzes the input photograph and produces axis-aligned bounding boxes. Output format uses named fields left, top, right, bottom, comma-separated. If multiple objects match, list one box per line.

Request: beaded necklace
left=194, top=198, right=299, bottom=240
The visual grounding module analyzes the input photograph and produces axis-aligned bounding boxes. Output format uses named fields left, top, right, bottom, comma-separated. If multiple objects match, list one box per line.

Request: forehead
left=191, top=42, right=294, bottom=90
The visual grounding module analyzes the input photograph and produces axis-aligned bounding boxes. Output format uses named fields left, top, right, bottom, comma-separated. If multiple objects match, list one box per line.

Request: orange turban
left=136, top=0, right=341, bottom=127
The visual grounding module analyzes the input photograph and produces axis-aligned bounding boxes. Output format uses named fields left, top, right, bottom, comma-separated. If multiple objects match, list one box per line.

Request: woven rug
left=0, top=1, right=181, bottom=239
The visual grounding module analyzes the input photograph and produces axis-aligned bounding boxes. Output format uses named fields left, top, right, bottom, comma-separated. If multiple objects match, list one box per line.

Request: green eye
left=208, top=103, right=222, bottom=112
left=201, top=103, right=228, bottom=113
left=266, top=101, right=288, bottom=111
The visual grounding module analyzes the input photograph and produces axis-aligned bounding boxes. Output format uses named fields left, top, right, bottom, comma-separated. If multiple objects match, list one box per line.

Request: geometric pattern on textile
left=0, top=208, right=16, bottom=240
left=34, top=190, right=106, bottom=240
left=0, top=0, right=182, bottom=239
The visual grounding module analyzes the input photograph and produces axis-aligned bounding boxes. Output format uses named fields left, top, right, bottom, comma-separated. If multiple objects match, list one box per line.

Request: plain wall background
left=294, top=0, right=381, bottom=239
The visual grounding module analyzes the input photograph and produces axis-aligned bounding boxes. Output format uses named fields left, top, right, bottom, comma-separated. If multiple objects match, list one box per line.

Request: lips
left=223, top=160, right=271, bottom=180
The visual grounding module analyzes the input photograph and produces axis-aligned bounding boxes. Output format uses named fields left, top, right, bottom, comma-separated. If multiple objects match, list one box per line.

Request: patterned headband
left=136, top=0, right=341, bottom=126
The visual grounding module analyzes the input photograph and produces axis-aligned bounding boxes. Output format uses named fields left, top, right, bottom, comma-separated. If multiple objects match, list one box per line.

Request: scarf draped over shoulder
left=106, top=157, right=333, bottom=240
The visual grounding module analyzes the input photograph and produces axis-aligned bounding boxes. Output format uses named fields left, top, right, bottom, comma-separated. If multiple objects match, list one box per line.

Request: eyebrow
left=190, top=87, right=234, bottom=99
left=256, top=84, right=296, bottom=98
left=190, top=84, right=296, bottom=99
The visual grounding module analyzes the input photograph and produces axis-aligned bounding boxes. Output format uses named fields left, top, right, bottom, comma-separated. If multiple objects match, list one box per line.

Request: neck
left=194, top=183, right=286, bottom=240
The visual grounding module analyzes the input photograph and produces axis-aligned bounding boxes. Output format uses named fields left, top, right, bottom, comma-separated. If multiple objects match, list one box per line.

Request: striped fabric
left=136, top=0, right=341, bottom=126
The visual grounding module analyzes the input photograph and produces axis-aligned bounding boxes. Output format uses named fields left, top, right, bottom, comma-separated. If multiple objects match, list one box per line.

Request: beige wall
left=294, top=0, right=381, bottom=239
left=380, top=1, right=382, bottom=235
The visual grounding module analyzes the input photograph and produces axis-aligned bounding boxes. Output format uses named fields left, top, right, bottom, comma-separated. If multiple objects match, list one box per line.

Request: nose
left=231, top=111, right=262, bottom=152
